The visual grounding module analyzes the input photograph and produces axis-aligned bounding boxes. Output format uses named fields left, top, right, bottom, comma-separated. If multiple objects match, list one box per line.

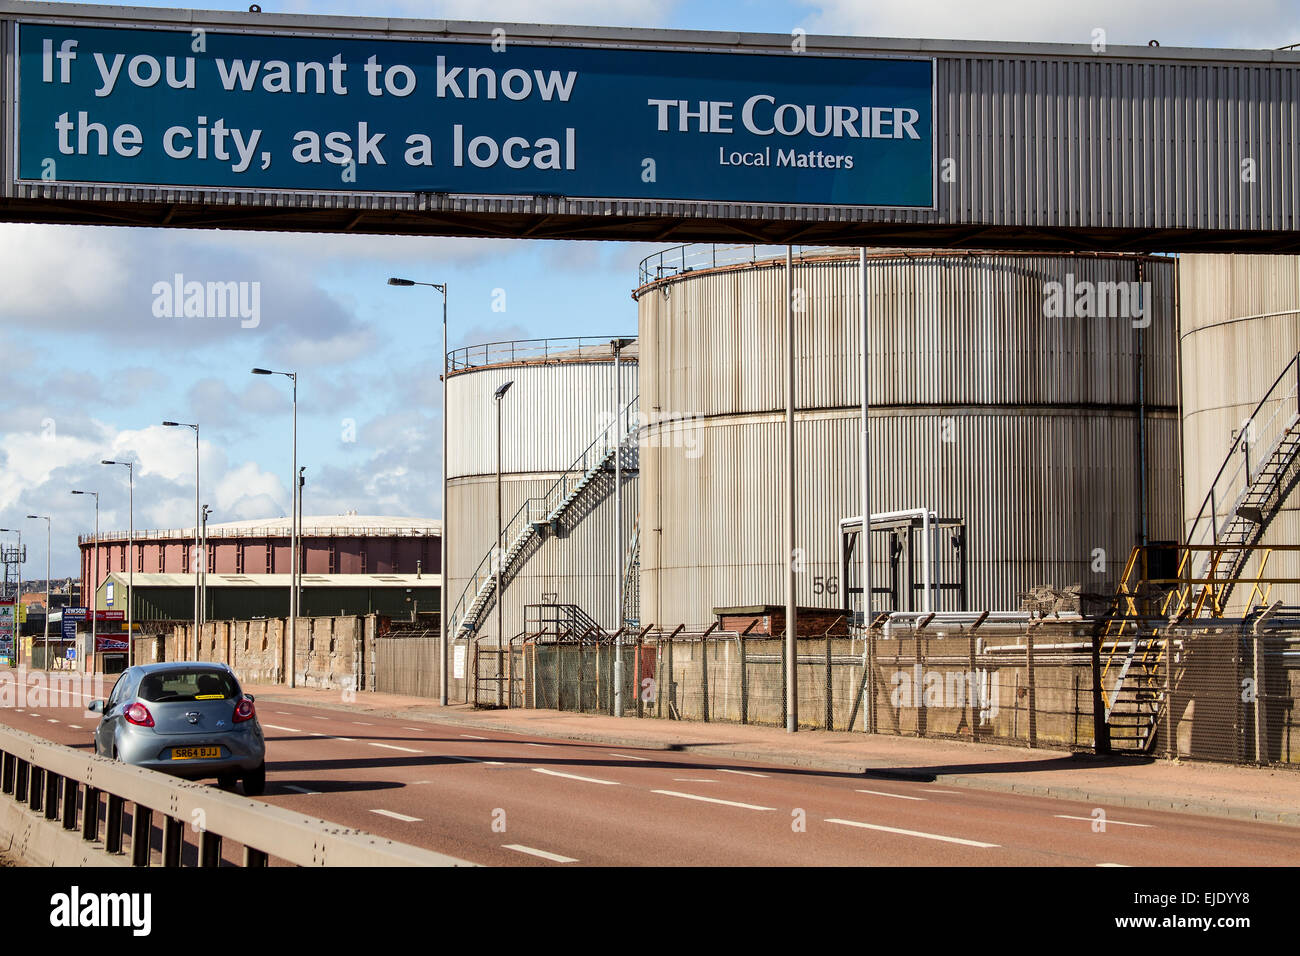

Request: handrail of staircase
left=1185, top=350, right=1300, bottom=552
left=446, top=394, right=641, bottom=638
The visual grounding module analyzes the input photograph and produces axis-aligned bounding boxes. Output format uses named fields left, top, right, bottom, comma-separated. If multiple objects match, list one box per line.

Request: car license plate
left=171, top=746, right=221, bottom=760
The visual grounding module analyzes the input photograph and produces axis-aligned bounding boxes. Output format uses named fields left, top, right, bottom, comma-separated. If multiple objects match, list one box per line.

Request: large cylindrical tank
left=636, top=247, right=1179, bottom=626
left=1180, top=254, right=1300, bottom=611
left=445, top=339, right=638, bottom=658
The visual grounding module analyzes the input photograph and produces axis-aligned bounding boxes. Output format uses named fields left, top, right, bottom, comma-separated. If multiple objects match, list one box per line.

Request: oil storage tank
left=635, top=246, right=1179, bottom=628
left=444, top=337, right=638, bottom=683
left=1179, top=254, right=1300, bottom=613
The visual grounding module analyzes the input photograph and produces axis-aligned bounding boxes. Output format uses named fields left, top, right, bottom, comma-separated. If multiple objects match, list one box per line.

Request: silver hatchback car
left=89, top=661, right=267, bottom=795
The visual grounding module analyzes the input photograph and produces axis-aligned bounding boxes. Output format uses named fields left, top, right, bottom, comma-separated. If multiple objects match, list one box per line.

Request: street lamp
left=251, top=368, right=299, bottom=688
left=163, top=421, right=200, bottom=658
left=200, top=505, right=212, bottom=632
left=0, top=528, right=22, bottom=666
left=388, top=276, right=450, bottom=706
left=610, top=337, right=635, bottom=716
left=102, top=460, right=135, bottom=668
left=70, top=492, right=98, bottom=673
left=25, top=515, right=50, bottom=670
left=493, top=380, right=513, bottom=707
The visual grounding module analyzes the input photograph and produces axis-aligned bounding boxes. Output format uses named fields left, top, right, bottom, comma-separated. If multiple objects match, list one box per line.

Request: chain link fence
left=500, top=617, right=1300, bottom=766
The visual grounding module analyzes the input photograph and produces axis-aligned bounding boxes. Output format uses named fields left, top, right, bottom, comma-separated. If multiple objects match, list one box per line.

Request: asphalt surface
left=2, top=672, right=1298, bottom=866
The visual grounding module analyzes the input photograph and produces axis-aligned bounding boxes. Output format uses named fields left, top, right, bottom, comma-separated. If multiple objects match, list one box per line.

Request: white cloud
left=800, top=0, right=1296, bottom=48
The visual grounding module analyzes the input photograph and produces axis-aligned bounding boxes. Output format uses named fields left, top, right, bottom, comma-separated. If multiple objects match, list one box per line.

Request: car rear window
left=138, top=669, right=240, bottom=703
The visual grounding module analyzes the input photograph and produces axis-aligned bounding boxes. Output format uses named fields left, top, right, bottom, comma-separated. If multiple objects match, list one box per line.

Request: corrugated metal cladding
left=446, top=350, right=638, bottom=640
left=447, top=360, right=638, bottom=479
left=1180, top=254, right=1300, bottom=611
left=2, top=3, right=1298, bottom=244
left=640, top=251, right=1179, bottom=626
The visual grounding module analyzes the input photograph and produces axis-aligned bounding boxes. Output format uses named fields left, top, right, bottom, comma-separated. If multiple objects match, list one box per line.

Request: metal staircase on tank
left=447, top=395, right=641, bottom=646
left=622, top=516, right=641, bottom=628
left=1100, top=350, right=1300, bottom=752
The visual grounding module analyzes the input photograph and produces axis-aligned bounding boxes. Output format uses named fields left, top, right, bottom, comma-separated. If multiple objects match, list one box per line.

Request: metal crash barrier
left=0, top=723, right=472, bottom=867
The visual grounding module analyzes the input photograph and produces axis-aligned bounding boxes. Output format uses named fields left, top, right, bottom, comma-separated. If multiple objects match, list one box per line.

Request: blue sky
left=1, top=0, right=1295, bottom=576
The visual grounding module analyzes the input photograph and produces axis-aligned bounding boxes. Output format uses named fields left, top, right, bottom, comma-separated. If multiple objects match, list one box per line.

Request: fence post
left=700, top=622, right=718, bottom=722
left=1163, top=635, right=1174, bottom=759
left=739, top=622, right=755, bottom=725
left=1091, top=621, right=1111, bottom=755
left=824, top=625, right=835, bottom=731
left=967, top=632, right=978, bottom=739
left=1025, top=626, right=1038, bottom=748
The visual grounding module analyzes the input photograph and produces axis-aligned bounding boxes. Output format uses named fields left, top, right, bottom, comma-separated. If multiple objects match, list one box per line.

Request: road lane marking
left=922, top=789, right=961, bottom=794
left=652, top=790, right=774, bottom=811
left=716, top=768, right=769, bottom=778
left=442, top=755, right=505, bottom=765
left=68, top=724, right=81, bottom=729
left=1097, top=863, right=1131, bottom=867
left=532, top=768, right=619, bottom=786
left=370, top=809, right=421, bottom=822
left=524, top=742, right=553, bottom=748
left=1055, top=815, right=1153, bottom=829
left=610, top=753, right=652, bottom=761
left=309, top=733, right=355, bottom=741
left=312, top=716, right=329, bottom=720
left=353, top=721, right=374, bottom=726
left=274, top=711, right=292, bottom=715
left=284, top=785, right=320, bottom=795
left=369, top=743, right=423, bottom=753
left=826, top=818, right=999, bottom=848
left=856, top=789, right=927, bottom=801
left=502, top=844, right=577, bottom=864
left=460, top=734, right=489, bottom=740
left=263, top=724, right=303, bottom=733
left=404, top=727, right=425, bottom=732
left=47, top=719, right=59, bottom=724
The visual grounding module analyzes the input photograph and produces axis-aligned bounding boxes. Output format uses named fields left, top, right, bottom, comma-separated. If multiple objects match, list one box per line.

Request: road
left=1, top=672, right=1297, bottom=866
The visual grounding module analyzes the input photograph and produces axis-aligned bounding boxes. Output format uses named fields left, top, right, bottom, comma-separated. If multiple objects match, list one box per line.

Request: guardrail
left=636, top=243, right=859, bottom=287
left=447, top=335, right=633, bottom=373
left=0, top=722, right=473, bottom=867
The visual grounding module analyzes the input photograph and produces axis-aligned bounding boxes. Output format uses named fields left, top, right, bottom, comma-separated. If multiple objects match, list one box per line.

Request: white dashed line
left=826, top=818, right=999, bottom=848
left=460, top=734, right=488, bottom=740
left=311, top=716, right=329, bottom=721
left=309, top=733, right=355, bottom=742
left=856, top=789, right=927, bottom=801
left=524, top=742, right=553, bottom=748
left=369, top=743, right=423, bottom=754
left=404, top=727, right=425, bottom=732
left=47, top=719, right=59, bottom=724
left=1097, top=862, right=1131, bottom=867
left=651, top=790, right=774, bottom=811
left=370, top=809, right=421, bottom=823
left=284, top=785, right=320, bottom=795
left=716, top=768, right=768, bottom=778
left=442, top=755, right=505, bottom=766
left=353, top=721, right=374, bottom=726
left=1055, top=815, right=1153, bottom=829
left=68, top=725, right=81, bottom=730
left=610, top=753, right=652, bottom=761
left=263, top=724, right=303, bottom=734
left=532, top=768, right=620, bottom=786
left=502, top=844, right=577, bottom=864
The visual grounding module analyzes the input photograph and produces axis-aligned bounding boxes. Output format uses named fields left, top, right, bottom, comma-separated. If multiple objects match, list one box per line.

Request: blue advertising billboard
left=14, top=22, right=934, bottom=208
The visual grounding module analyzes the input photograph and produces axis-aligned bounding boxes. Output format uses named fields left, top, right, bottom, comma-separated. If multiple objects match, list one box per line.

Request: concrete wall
left=169, top=615, right=371, bottom=691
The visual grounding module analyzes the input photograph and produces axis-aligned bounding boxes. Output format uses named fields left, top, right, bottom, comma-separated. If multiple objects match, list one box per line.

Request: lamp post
left=101, top=460, right=135, bottom=668
left=493, top=380, right=514, bottom=707
left=610, top=336, right=635, bottom=718
left=0, top=528, right=22, bottom=666
left=297, top=468, right=305, bottom=621
left=71, top=492, right=99, bottom=673
left=388, top=277, right=450, bottom=706
left=25, top=515, right=50, bottom=670
left=200, top=505, right=212, bottom=631
left=251, top=369, right=298, bottom=687
left=163, top=421, right=200, bottom=659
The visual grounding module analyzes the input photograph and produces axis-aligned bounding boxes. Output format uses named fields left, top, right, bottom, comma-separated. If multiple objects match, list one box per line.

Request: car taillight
left=124, top=703, right=154, bottom=727
left=233, top=697, right=256, bottom=723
